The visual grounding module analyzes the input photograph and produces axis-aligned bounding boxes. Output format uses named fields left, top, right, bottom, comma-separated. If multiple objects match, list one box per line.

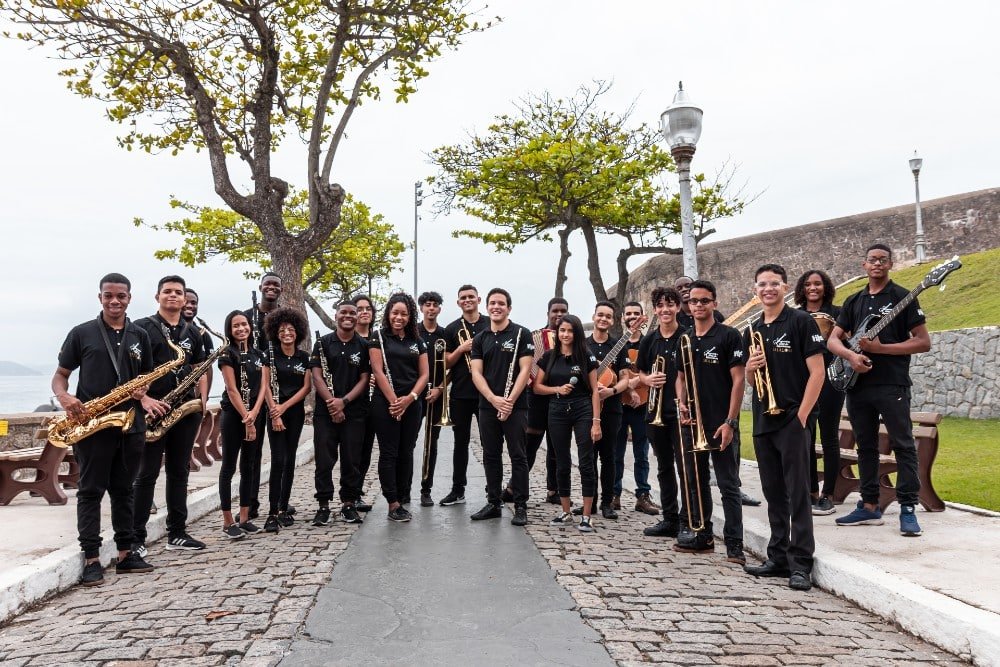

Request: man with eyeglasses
left=827, top=244, right=931, bottom=537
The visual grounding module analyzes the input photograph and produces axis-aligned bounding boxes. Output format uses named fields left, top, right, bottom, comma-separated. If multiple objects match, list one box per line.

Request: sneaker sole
left=812, top=508, right=837, bottom=516
left=116, top=567, right=154, bottom=574
left=673, top=545, right=715, bottom=554
left=471, top=514, right=501, bottom=521
left=387, top=516, right=411, bottom=523
left=440, top=499, right=466, bottom=506
left=165, top=543, right=205, bottom=551
left=835, top=519, right=885, bottom=526
left=726, top=556, right=747, bottom=565
left=80, top=578, right=104, bottom=587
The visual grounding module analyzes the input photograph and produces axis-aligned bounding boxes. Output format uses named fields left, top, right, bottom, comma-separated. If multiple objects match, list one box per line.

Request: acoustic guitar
left=596, top=316, right=648, bottom=403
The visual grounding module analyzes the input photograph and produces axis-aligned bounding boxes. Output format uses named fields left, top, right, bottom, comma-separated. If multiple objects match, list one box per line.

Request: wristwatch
left=410, top=392, right=419, bottom=401
left=724, top=418, right=739, bottom=430
left=342, top=396, right=351, bottom=407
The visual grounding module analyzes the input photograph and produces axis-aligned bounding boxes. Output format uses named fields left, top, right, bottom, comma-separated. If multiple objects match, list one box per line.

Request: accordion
left=529, top=328, right=557, bottom=382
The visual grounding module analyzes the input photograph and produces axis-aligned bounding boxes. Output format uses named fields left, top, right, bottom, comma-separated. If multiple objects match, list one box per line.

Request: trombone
left=749, top=327, right=783, bottom=415
left=675, top=334, right=720, bottom=534
left=646, top=355, right=667, bottom=427
left=422, top=339, right=452, bottom=482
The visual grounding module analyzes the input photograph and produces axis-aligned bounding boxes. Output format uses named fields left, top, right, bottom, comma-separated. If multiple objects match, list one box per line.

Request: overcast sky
left=2, top=1, right=998, bottom=365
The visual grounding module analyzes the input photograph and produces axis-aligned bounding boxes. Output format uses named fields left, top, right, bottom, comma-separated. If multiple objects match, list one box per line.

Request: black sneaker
left=264, top=515, right=281, bottom=533
left=248, top=506, right=260, bottom=520
left=789, top=570, right=813, bottom=591
left=222, top=523, right=246, bottom=540
left=277, top=511, right=295, bottom=527
left=285, top=505, right=297, bottom=516
left=341, top=506, right=363, bottom=524
left=388, top=507, right=411, bottom=522
left=578, top=516, right=594, bottom=533
left=80, top=561, right=104, bottom=587
left=601, top=507, right=618, bottom=520
left=420, top=493, right=434, bottom=507
left=571, top=506, right=584, bottom=516
left=131, top=543, right=148, bottom=558
left=673, top=531, right=715, bottom=554
left=116, top=552, right=154, bottom=574
left=166, top=533, right=206, bottom=551
left=470, top=503, right=502, bottom=521
left=312, top=507, right=331, bottom=526
left=239, top=521, right=262, bottom=535
left=545, top=493, right=561, bottom=505
left=439, top=491, right=466, bottom=506
left=550, top=511, right=573, bottom=527
left=500, top=487, right=514, bottom=503
left=643, top=520, right=679, bottom=537
left=355, top=500, right=373, bottom=512
left=511, top=506, right=528, bottom=526
left=725, top=541, right=747, bottom=565
left=813, top=495, right=836, bottom=516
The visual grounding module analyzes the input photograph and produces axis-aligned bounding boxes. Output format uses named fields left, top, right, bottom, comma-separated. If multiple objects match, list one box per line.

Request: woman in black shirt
left=262, top=308, right=312, bottom=533
left=370, top=293, right=429, bottom=523
left=533, top=314, right=601, bottom=532
left=218, top=310, right=270, bottom=539
left=794, top=269, right=844, bottom=516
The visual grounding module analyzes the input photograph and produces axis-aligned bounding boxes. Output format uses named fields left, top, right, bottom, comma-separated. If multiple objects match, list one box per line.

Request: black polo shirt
left=243, top=306, right=273, bottom=353
left=370, top=329, right=427, bottom=397
left=57, top=315, right=154, bottom=434
left=310, top=332, right=371, bottom=418
left=679, top=323, right=745, bottom=441
left=471, top=321, right=535, bottom=411
left=444, top=314, right=490, bottom=400
left=837, top=281, right=925, bottom=388
left=218, top=346, right=265, bottom=411
left=537, top=350, right=598, bottom=400
left=184, top=319, right=215, bottom=355
left=636, top=325, right=686, bottom=423
left=743, top=306, right=825, bottom=435
left=134, top=314, right=206, bottom=401
left=587, top=335, right=628, bottom=415
left=269, top=348, right=310, bottom=403
left=419, top=323, right=449, bottom=388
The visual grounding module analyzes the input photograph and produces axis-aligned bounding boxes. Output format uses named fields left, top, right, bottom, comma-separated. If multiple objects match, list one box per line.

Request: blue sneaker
left=899, top=504, right=922, bottom=536
left=835, top=501, right=884, bottom=526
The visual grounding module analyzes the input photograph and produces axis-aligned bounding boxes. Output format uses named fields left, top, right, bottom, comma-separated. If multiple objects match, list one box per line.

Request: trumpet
left=646, top=355, right=667, bottom=427
left=749, top=328, right=783, bottom=415
left=457, top=321, right=473, bottom=373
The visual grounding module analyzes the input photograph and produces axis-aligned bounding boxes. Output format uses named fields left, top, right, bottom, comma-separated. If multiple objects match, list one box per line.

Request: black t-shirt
left=444, top=314, right=490, bottom=400
left=58, top=316, right=154, bottom=434
left=678, top=310, right=724, bottom=331
left=679, top=323, right=745, bottom=441
left=218, top=346, right=266, bottom=411
left=243, top=306, right=274, bottom=353
left=470, top=321, right=535, bottom=411
left=369, top=329, right=428, bottom=398
left=268, top=348, right=310, bottom=403
left=586, top=335, right=629, bottom=415
left=743, top=306, right=825, bottom=435
left=538, top=350, right=598, bottom=400
left=837, top=281, right=926, bottom=388
left=134, top=314, right=206, bottom=400
left=636, top=326, right=686, bottom=423
left=419, top=323, right=449, bottom=388
left=310, top=332, right=371, bottom=418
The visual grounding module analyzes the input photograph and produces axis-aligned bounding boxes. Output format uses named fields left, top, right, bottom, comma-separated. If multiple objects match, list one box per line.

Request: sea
left=0, top=374, right=64, bottom=414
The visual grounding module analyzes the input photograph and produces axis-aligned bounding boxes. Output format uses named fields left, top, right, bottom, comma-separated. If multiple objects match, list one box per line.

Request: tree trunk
left=554, top=227, right=573, bottom=297
left=304, top=293, right=337, bottom=330
left=580, top=221, right=610, bottom=304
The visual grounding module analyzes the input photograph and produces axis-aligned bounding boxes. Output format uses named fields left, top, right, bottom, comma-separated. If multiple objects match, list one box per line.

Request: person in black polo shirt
left=310, top=301, right=371, bottom=526
left=183, top=288, right=214, bottom=396
left=673, top=280, right=747, bottom=564
left=828, top=244, right=931, bottom=537
left=637, top=286, right=688, bottom=539
left=439, top=285, right=490, bottom=506
left=742, top=264, right=825, bottom=591
left=675, top=275, right=725, bottom=330
left=244, top=272, right=282, bottom=353
left=262, top=307, right=312, bottom=533
left=417, top=291, right=448, bottom=507
left=133, top=275, right=209, bottom=556
left=53, top=272, right=155, bottom=586
left=370, top=293, right=429, bottom=523
left=351, top=294, right=377, bottom=512
left=469, top=287, right=534, bottom=526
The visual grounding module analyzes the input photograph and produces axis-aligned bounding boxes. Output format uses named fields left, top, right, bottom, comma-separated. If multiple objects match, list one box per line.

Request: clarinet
left=375, top=328, right=402, bottom=421
left=239, top=342, right=253, bottom=440
left=268, top=340, right=281, bottom=406
left=498, top=327, right=523, bottom=421
left=251, top=290, right=261, bottom=350
left=315, top=330, right=333, bottom=393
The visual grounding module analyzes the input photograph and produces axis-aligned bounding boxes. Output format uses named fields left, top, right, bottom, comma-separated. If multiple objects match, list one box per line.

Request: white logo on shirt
left=129, top=342, right=142, bottom=361
left=179, top=338, right=193, bottom=351
left=409, top=343, right=420, bottom=355
left=526, top=342, right=535, bottom=351
left=917, top=308, right=925, bottom=316
left=879, top=304, right=893, bottom=316
left=350, top=352, right=361, bottom=366
left=571, top=365, right=582, bottom=374
left=292, top=363, right=307, bottom=375
left=812, top=334, right=825, bottom=343
left=703, top=346, right=718, bottom=363
left=773, top=333, right=791, bottom=351
left=732, top=349, right=744, bottom=359
left=253, top=358, right=263, bottom=369
left=501, top=339, right=516, bottom=352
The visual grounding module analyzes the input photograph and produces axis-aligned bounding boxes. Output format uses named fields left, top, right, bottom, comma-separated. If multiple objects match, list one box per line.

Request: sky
left=2, top=1, right=999, bottom=365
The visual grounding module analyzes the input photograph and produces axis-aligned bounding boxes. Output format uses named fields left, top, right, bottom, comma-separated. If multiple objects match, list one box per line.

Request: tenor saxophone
left=47, top=337, right=186, bottom=448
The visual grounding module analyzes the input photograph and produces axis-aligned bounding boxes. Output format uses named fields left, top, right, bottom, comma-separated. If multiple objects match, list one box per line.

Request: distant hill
left=0, top=361, right=43, bottom=376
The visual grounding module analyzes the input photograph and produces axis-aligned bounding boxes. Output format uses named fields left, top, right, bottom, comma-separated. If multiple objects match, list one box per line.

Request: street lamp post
left=660, top=81, right=703, bottom=280
left=909, top=151, right=926, bottom=264
left=414, top=181, right=423, bottom=295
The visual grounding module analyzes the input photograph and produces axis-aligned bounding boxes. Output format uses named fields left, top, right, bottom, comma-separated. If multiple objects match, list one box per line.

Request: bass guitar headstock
left=921, top=255, right=962, bottom=290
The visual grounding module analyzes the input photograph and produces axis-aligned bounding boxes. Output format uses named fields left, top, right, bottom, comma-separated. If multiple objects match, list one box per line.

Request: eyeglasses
left=755, top=281, right=784, bottom=289
left=688, top=297, right=715, bottom=306
left=865, top=256, right=891, bottom=265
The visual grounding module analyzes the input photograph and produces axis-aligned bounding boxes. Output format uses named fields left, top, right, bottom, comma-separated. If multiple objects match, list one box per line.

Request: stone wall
left=0, top=413, right=49, bottom=452
left=911, top=327, right=1000, bottom=419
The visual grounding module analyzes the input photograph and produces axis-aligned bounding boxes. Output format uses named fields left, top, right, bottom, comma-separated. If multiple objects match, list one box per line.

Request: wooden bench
left=819, top=411, right=945, bottom=512
left=0, top=443, right=77, bottom=506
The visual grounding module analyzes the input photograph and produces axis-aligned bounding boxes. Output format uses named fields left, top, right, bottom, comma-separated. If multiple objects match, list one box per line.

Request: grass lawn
left=737, top=412, right=1000, bottom=512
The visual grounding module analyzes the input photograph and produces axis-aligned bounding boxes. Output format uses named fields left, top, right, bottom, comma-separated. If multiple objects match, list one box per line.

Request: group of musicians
left=53, top=242, right=930, bottom=592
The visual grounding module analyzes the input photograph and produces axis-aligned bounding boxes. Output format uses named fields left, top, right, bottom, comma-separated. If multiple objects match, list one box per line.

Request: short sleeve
left=636, top=335, right=652, bottom=373
left=308, top=339, right=324, bottom=369
left=218, top=348, right=235, bottom=370
left=417, top=338, right=428, bottom=354
left=587, top=354, right=598, bottom=372
left=903, top=296, right=927, bottom=331
left=369, top=331, right=384, bottom=352
left=517, top=327, right=534, bottom=358
left=725, top=329, right=747, bottom=368
left=836, top=295, right=857, bottom=332
left=800, top=315, right=826, bottom=360
left=57, top=328, right=82, bottom=372
left=470, top=335, right=484, bottom=361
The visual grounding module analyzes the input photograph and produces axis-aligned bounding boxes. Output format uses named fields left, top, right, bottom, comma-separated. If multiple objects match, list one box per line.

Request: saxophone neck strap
left=96, top=315, right=130, bottom=384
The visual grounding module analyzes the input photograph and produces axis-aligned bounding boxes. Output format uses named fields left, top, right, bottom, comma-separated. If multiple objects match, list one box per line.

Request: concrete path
left=280, top=435, right=613, bottom=667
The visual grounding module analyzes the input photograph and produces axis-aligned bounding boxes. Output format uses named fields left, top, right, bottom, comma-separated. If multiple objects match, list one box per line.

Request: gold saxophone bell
left=750, top=330, right=783, bottom=415
left=647, top=355, right=667, bottom=427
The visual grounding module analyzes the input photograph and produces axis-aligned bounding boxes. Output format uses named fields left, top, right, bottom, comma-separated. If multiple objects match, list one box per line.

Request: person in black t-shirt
left=793, top=269, right=844, bottom=516
left=673, top=280, right=747, bottom=563
left=244, top=272, right=282, bottom=353
left=524, top=297, right=568, bottom=504
left=310, top=301, right=372, bottom=526
left=262, top=308, right=312, bottom=533
left=217, top=310, right=270, bottom=539
left=133, top=275, right=209, bottom=555
left=742, top=264, right=825, bottom=591
left=183, top=288, right=214, bottom=396
left=535, top=314, right=602, bottom=532
left=370, top=293, right=429, bottom=523
left=469, top=288, right=535, bottom=526
left=616, top=302, right=658, bottom=515
left=417, top=291, right=448, bottom=507
left=53, top=273, right=155, bottom=586
left=675, top=275, right=725, bottom=330
left=828, top=244, right=931, bottom=537
left=351, top=294, right=377, bottom=512
left=439, top=285, right=490, bottom=506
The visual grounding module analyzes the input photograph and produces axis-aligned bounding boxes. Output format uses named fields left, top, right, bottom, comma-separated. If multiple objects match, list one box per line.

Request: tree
left=3, top=0, right=490, bottom=312
left=136, top=189, right=405, bottom=328
left=429, top=81, right=751, bottom=311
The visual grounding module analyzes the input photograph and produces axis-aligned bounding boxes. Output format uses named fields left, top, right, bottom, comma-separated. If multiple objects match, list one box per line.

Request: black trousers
left=266, top=402, right=305, bottom=514
left=218, top=407, right=266, bottom=512
left=846, top=384, right=920, bottom=506
left=75, top=429, right=144, bottom=558
left=479, top=408, right=529, bottom=506
left=313, top=410, right=367, bottom=504
left=133, top=411, right=201, bottom=543
left=358, top=411, right=377, bottom=499
left=525, top=392, right=557, bottom=492
left=420, top=397, right=443, bottom=495
left=592, top=411, right=621, bottom=509
left=809, top=381, right=845, bottom=496
left=446, top=397, right=478, bottom=495
left=684, top=429, right=744, bottom=544
left=548, top=397, right=597, bottom=499
left=647, top=419, right=686, bottom=525
left=754, top=417, right=815, bottom=573
left=373, top=395, right=423, bottom=504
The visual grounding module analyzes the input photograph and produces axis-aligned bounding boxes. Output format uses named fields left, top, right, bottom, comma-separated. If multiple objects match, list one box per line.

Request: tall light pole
left=909, top=151, right=926, bottom=264
left=660, top=81, right=703, bottom=280
left=413, top=181, right=424, bottom=295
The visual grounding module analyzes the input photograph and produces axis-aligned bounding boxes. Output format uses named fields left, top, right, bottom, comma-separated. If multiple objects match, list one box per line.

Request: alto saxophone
left=47, top=337, right=186, bottom=448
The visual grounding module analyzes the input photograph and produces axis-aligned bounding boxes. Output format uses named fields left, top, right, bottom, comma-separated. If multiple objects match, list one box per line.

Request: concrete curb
left=0, top=442, right=315, bottom=625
